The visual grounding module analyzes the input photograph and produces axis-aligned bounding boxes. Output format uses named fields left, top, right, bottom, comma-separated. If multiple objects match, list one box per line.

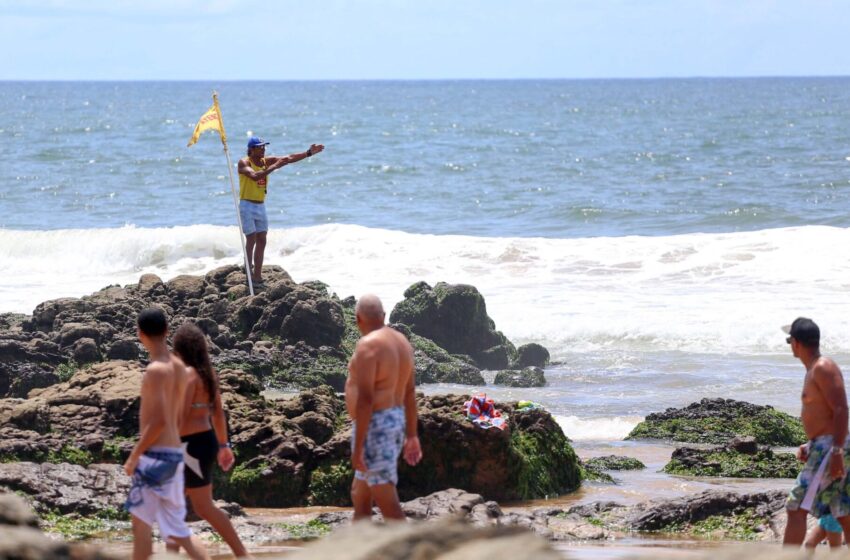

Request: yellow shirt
left=239, top=158, right=268, bottom=202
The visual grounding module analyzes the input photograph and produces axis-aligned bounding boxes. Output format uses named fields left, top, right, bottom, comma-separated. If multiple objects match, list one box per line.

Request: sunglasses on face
left=786, top=336, right=793, bottom=344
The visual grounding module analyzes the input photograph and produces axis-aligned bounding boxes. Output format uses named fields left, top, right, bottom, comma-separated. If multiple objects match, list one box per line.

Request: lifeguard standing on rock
left=237, top=136, right=324, bottom=289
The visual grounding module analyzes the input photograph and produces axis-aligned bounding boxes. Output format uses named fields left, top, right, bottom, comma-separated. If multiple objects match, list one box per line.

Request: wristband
left=219, top=442, right=232, bottom=449
left=306, top=148, right=313, bottom=157
left=832, top=445, right=843, bottom=454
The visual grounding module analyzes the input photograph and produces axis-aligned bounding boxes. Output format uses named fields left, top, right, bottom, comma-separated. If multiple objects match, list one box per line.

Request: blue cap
left=247, top=136, right=270, bottom=149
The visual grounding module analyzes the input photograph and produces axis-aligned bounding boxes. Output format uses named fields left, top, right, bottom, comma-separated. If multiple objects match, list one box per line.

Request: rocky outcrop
left=663, top=443, right=800, bottom=478
left=406, top=397, right=581, bottom=502
left=307, top=394, right=581, bottom=507
left=0, top=463, right=130, bottom=516
left=315, top=487, right=790, bottom=544
left=626, top=398, right=806, bottom=445
left=0, top=360, right=142, bottom=465
left=1, top=270, right=524, bottom=393
left=512, top=343, right=550, bottom=368
left=583, top=455, right=646, bottom=471
left=408, top=332, right=485, bottom=385
left=493, top=366, right=546, bottom=388
left=0, top=362, right=580, bottom=509
left=581, top=454, right=645, bottom=484
left=389, top=282, right=521, bottom=369
left=0, top=266, right=353, bottom=393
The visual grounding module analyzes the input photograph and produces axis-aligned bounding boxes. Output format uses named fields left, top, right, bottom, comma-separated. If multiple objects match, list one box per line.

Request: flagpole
left=213, top=92, right=255, bottom=296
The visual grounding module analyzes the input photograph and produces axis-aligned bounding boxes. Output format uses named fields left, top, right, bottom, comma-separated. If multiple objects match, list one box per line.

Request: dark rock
left=137, top=273, right=165, bottom=294
left=730, top=436, right=759, bottom=455
left=105, top=338, right=140, bottom=361
left=57, top=323, right=103, bottom=348
left=663, top=445, right=799, bottom=478
left=513, top=343, right=550, bottom=368
left=583, top=455, right=645, bottom=471
left=3, top=364, right=58, bottom=399
left=395, top=395, right=580, bottom=503
left=0, top=313, right=28, bottom=331
left=411, top=334, right=484, bottom=385
left=280, top=296, right=345, bottom=349
left=292, top=411, right=335, bottom=445
left=166, top=275, right=206, bottom=300
left=267, top=343, right=348, bottom=391
left=212, top=349, right=274, bottom=379
left=71, top=338, right=101, bottom=364
left=389, top=282, right=516, bottom=369
left=620, top=489, right=787, bottom=533
left=0, top=462, right=130, bottom=516
left=402, top=488, right=485, bottom=520
left=494, top=367, right=546, bottom=388
left=626, top=398, right=807, bottom=445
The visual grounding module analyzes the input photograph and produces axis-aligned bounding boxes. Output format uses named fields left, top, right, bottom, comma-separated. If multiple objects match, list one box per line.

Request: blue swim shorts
left=239, top=199, right=268, bottom=235
left=820, top=513, right=843, bottom=533
left=787, top=435, right=850, bottom=519
left=351, top=406, right=405, bottom=487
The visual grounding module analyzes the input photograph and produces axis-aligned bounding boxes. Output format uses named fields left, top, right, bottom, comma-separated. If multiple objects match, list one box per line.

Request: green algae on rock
left=663, top=446, right=800, bottom=478
left=626, top=398, right=806, bottom=445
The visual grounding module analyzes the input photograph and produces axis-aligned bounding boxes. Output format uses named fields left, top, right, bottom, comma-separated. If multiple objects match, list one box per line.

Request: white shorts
left=125, top=447, right=191, bottom=542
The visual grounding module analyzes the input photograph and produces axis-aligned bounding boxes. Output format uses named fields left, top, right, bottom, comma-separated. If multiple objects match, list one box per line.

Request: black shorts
left=182, top=430, right=218, bottom=488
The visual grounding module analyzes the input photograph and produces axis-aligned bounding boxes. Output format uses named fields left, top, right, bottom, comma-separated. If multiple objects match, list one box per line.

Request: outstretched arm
left=266, top=144, right=325, bottom=167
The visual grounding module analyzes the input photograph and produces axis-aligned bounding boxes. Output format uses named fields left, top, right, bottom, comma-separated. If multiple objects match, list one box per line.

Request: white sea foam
left=2, top=223, right=850, bottom=357
left=555, top=415, right=643, bottom=441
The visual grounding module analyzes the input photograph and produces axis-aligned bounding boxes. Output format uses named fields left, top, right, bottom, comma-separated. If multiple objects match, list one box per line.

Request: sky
left=1, top=0, right=849, bottom=80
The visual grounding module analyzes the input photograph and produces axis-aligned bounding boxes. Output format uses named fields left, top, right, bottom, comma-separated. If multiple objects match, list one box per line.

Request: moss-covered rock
left=494, top=367, right=546, bottom=388
left=584, top=455, right=646, bottom=472
left=626, top=398, right=806, bottom=446
left=267, top=343, right=348, bottom=391
left=663, top=446, right=800, bottom=478
left=307, top=461, right=354, bottom=506
left=389, top=282, right=517, bottom=369
left=393, top=395, right=580, bottom=502
left=410, top=333, right=485, bottom=385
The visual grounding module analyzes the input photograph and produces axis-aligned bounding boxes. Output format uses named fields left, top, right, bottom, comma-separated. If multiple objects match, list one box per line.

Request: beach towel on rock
left=464, top=393, right=507, bottom=430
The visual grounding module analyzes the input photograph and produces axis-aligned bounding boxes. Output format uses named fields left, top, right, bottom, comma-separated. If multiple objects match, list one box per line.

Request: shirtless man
left=346, top=294, right=422, bottom=520
left=783, top=317, right=850, bottom=546
left=124, top=308, right=209, bottom=560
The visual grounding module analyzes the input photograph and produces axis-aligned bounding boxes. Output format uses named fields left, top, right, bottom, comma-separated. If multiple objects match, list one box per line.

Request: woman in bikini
left=169, top=322, right=250, bottom=558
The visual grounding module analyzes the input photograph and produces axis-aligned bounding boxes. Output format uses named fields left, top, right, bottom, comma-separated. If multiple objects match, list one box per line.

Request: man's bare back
left=345, top=326, right=414, bottom=416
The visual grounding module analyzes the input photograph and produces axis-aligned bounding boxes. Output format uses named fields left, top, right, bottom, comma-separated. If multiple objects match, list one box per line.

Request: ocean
left=2, top=78, right=850, bottom=442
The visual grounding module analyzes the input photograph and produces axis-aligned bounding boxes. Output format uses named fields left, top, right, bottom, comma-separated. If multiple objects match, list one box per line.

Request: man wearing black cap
left=237, top=136, right=324, bottom=288
left=783, top=317, right=850, bottom=546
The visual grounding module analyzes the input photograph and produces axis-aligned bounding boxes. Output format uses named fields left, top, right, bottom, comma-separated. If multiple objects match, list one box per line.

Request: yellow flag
left=187, top=94, right=227, bottom=147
